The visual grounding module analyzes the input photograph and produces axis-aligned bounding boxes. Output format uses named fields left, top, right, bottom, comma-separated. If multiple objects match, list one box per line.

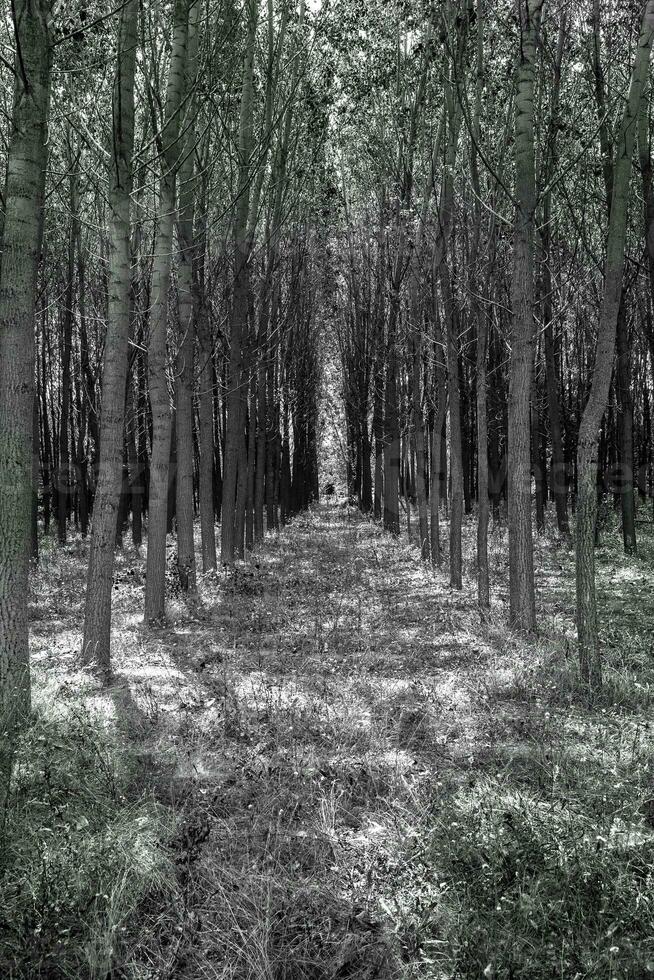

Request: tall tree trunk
left=82, top=0, right=138, bottom=670
left=383, top=296, right=401, bottom=535
left=508, top=0, right=542, bottom=631
left=58, top=167, right=77, bottom=544
left=175, top=3, right=200, bottom=594
left=144, top=0, right=191, bottom=621
left=221, top=0, right=258, bottom=563
left=442, top=262, right=463, bottom=588
left=0, top=0, right=52, bottom=810
left=196, top=253, right=217, bottom=569
left=430, top=303, right=447, bottom=567
left=576, top=1, right=654, bottom=691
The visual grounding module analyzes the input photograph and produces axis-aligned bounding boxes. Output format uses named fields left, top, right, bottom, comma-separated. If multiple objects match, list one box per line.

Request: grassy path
left=12, top=503, right=654, bottom=978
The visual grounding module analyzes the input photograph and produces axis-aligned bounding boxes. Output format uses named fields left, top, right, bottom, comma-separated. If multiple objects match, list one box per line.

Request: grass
left=2, top=499, right=653, bottom=977
left=0, top=701, right=177, bottom=979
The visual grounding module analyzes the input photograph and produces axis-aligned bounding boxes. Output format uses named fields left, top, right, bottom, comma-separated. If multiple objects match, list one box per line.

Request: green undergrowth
left=387, top=517, right=654, bottom=979
left=9, top=504, right=654, bottom=978
left=0, top=698, right=177, bottom=979
left=399, top=780, right=654, bottom=979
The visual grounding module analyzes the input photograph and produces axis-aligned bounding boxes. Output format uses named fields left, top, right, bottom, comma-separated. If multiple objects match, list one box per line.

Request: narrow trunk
left=616, top=303, right=636, bottom=553
left=221, top=0, right=258, bottom=563
left=175, top=6, right=200, bottom=594
left=576, top=1, right=654, bottom=690
left=508, top=0, right=542, bottom=631
left=144, top=0, right=191, bottom=621
left=82, top=0, right=138, bottom=669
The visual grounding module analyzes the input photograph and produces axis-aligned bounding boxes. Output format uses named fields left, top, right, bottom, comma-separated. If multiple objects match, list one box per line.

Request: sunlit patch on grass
left=14, top=509, right=654, bottom=977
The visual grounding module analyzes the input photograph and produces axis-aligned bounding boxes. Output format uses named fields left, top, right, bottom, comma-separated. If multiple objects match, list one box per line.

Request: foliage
left=0, top=703, right=176, bottom=979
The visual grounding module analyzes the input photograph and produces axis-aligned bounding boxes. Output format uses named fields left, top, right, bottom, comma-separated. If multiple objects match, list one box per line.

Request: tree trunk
left=0, top=0, right=52, bottom=808
left=196, top=269, right=217, bottom=569
left=82, top=0, right=138, bottom=670
left=144, top=0, right=191, bottom=621
left=576, top=1, right=654, bottom=691
left=175, top=5, right=200, bottom=594
left=58, top=169, right=77, bottom=545
left=616, top=302, right=636, bottom=553
left=442, top=262, right=463, bottom=589
left=221, top=0, right=259, bottom=563
left=508, top=0, right=542, bottom=631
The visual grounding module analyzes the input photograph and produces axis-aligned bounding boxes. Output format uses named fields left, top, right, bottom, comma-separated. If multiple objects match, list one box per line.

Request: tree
left=507, top=0, right=543, bottom=632
left=221, top=0, right=259, bottom=563
left=144, top=0, right=192, bottom=621
left=576, top=0, right=654, bottom=691
left=81, top=0, right=139, bottom=672
left=0, top=0, right=53, bottom=808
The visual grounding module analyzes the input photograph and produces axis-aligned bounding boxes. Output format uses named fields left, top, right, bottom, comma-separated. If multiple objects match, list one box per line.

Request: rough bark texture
left=0, top=0, right=52, bottom=806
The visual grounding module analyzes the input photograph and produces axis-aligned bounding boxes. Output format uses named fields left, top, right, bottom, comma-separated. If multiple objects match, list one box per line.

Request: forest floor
left=3, top=501, right=654, bottom=979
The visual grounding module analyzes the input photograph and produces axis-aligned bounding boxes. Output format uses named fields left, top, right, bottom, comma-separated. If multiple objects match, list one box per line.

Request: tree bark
left=0, top=0, right=52, bottom=809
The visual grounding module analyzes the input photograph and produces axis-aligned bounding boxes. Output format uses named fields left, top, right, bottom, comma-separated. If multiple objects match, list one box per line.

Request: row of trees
left=1, top=0, right=653, bottom=806
left=0, top=0, right=324, bottom=805
left=332, top=0, right=654, bottom=692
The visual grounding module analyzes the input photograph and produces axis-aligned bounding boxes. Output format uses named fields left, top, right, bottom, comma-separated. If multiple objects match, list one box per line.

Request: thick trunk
left=0, top=0, right=52, bottom=805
